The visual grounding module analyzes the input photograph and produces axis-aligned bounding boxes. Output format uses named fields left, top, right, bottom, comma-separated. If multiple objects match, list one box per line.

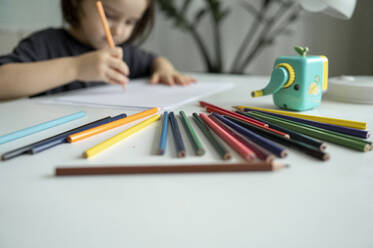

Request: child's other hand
left=75, top=47, right=129, bottom=86
left=150, top=70, right=196, bottom=86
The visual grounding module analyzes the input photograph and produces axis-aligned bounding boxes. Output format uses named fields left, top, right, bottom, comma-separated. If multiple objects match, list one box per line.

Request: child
left=0, top=0, right=195, bottom=100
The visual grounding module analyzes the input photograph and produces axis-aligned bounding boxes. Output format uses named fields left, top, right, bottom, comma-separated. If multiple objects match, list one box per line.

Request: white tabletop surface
left=0, top=73, right=372, bottom=248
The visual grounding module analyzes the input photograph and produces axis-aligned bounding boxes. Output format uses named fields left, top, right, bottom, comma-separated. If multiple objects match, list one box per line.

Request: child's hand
left=75, top=47, right=129, bottom=86
left=150, top=57, right=196, bottom=86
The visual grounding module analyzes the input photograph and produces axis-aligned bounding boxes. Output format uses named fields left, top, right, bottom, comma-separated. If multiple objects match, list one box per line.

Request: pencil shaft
left=199, top=113, right=255, bottom=161
left=55, top=162, right=285, bottom=176
left=84, top=114, right=160, bottom=158
left=169, top=112, right=186, bottom=157
left=212, top=113, right=288, bottom=158
left=158, top=112, right=169, bottom=155
left=192, top=113, right=231, bottom=160
left=241, top=109, right=370, bottom=139
left=226, top=116, right=329, bottom=161
left=236, top=111, right=326, bottom=150
left=247, top=112, right=370, bottom=152
left=0, top=111, right=85, bottom=145
left=210, top=115, right=274, bottom=162
left=235, top=105, right=367, bottom=130
left=180, top=111, right=205, bottom=156
left=96, top=1, right=115, bottom=48
left=68, top=108, right=158, bottom=143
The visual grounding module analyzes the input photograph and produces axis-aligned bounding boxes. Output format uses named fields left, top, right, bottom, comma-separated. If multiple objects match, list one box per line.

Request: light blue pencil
left=158, top=111, right=169, bottom=155
left=0, top=111, right=86, bottom=145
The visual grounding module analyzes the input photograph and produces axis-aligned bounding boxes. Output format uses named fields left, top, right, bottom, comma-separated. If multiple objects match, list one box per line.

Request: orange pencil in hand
left=96, top=1, right=115, bottom=48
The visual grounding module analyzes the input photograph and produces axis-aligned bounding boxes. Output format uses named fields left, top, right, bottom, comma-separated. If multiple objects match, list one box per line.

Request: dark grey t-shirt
left=0, top=28, right=157, bottom=97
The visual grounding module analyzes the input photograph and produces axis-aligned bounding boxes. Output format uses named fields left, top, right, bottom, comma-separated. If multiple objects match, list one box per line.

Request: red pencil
left=200, top=101, right=267, bottom=127
left=206, top=106, right=290, bottom=138
left=199, top=113, right=256, bottom=161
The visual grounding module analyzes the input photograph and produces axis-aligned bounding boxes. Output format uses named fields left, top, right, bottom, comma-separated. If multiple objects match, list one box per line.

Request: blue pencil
left=1, top=113, right=127, bottom=160
left=158, top=111, right=169, bottom=155
left=211, top=113, right=288, bottom=158
left=0, top=111, right=86, bottom=145
left=169, top=112, right=186, bottom=158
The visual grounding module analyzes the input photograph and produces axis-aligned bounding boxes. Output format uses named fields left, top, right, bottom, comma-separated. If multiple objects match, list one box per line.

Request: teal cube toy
left=251, top=47, right=328, bottom=111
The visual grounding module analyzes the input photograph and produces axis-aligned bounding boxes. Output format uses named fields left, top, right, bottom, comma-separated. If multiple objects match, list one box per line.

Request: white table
left=1, top=74, right=372, bottom=248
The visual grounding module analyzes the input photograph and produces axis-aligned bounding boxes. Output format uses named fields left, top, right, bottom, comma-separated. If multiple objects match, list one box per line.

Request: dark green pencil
left=246, top=111, right=371, bottom=152
left=192, top=113, right=232, bottom=160
left=180, top=111, right=205, bottom=156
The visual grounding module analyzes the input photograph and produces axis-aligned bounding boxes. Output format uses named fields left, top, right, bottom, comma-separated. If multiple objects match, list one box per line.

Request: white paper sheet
left=41, top=79, right=234, bottom=110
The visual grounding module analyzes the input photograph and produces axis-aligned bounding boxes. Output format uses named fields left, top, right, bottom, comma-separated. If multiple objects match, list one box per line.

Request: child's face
left=78, top=0, right=148, bottom=49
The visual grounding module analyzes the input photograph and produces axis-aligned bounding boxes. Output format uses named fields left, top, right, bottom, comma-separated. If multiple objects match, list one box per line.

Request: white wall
left=1, top=0, right=372, bottom=76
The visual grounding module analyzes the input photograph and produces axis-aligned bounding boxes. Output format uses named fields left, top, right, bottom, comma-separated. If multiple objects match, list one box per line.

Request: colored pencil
left=235, top=111, right=327, bottom=151
left=31, top=114, right=127, bottom=154
left=225, top=116, right=330, bottom=161
left=234, top=105, right=367, bottom=130
left=83, top=114, right=160, bottom=158
left=210, top=115, right=275, bottom=162
left=199, top=101, right=267, bottom=127
left=169, top=112, right=186, bottom=158
left=55, top=162, right=289, bottom=176
left=199, top=113, right=256, bottom=161
left=180, top=111, right=205, bottom=156
left=239, top=109, right=370, bottom=139
left=205, top=106, right=290, bottom=138
left=158, top=112, right=169, bottom=155
left=211, top=113, right=288, bottom=158
left=1, top=114, right=126, bottom=161
left=246, top=111, right=371, bottom=152
left=0, top=111, right=85, bottom=145
left=96, top=1, right=115, bottom=48
left=68, top=107, right=159, bottom=143
left=192, top=113, right=232, bottom=160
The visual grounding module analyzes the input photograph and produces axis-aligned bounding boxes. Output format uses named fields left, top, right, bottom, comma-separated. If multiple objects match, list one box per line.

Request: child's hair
left=61, top=0, right=155, bottom=44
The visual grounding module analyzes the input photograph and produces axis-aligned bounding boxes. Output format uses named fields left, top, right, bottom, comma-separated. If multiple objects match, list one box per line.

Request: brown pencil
left=55, top=162, right=288, bottom=176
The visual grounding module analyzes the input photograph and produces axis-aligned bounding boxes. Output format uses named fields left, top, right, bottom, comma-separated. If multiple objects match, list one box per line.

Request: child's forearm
left=0, top=57, right=78, bottom=100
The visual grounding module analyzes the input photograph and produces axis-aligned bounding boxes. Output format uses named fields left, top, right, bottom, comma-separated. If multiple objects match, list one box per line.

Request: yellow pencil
left=84, top=114, right=161, bottom=158
left=234, top=105, right=367, bottom=130
left=96, top=1, right=115, bottom=48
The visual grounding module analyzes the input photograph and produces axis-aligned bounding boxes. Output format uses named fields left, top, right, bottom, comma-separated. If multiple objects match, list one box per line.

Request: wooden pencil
left=205, top=106, right=290, bottom=138
left=199, top=101, right=267, bottom=127
left=55, top=162, right=289, bottom=176
left=158, top=112, right=169, bottom=155
left=179, top=111, right=205, bottom=156
left=83, top=114, right=160, bottom=158
left=67, top=108, right=159, bottom=143
left=199, top=113, right=256, bottom=161
left=234, top=105, right=367, bottom=130
left=225, top=116, right=330, bottom=161
left=210, top=115, right=275, bottom=162
left=192, top=113, right=232, bottom=160
left=246, top=111, right=371, bottom=152
left=236, top=110, right=327, bottom=151
left=240, top=108, right=370, bottom=139
left=211, top=113, right=288, bottom=158
left=96, top=1, right=115, bottom=48
left=169, top=112, right=186, bottom=158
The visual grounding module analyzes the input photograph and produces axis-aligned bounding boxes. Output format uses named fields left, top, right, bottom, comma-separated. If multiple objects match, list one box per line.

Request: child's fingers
left=162, top=75, right=175, bottom=86
left=109, top=47, right=123, bottom=59
left=173, top=75, right=187, bottom=86
left=150, top=74, right=160, bottom=84
left=108, top=57, right=129, bottom=76
left=105, top=68, right=128, bottom=86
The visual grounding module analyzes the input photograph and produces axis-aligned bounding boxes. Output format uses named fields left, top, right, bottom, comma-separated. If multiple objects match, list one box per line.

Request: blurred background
left=0, top=0, right=372, bottom=76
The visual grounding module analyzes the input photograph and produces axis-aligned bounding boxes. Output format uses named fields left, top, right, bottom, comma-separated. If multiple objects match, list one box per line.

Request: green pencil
left=180, top=111, right=205, bottom=156
left=192, top=113, right=232, bottom=160
left=246, top=112, right=371, bottom=152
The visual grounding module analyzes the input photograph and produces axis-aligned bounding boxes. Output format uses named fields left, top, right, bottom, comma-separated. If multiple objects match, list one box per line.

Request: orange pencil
left=96, top=1, right=115, bottom=48
left=67, top=108, right=159, bottom=143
